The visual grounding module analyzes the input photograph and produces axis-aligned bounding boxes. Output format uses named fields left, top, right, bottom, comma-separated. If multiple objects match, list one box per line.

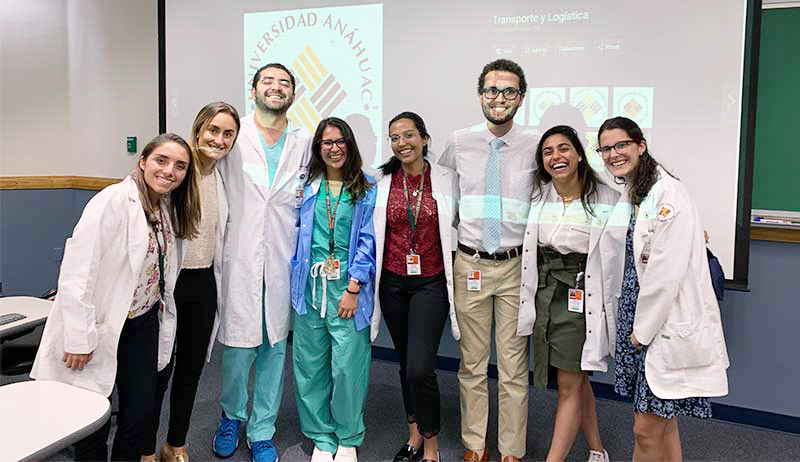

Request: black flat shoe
left=393, top=444, right=422, bottom=462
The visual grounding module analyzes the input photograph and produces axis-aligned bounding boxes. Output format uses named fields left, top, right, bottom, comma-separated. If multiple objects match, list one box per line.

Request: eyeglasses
left=481, top=87, right=522, bottom=100
left=596, top=140, right=635, bottom=155
left=320, top=139, right=346, bottom=149
left=388, top=131, right=418, bottom=144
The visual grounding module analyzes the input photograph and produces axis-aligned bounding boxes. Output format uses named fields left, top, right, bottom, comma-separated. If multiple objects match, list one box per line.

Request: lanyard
left=151, top=208, right=166, bottom=298
left=401, top=164, right=426, bottom=253
left=325, top=178, right=344, bottom=257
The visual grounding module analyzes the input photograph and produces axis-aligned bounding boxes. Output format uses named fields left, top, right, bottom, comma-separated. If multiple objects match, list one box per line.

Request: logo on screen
left=528, top=88, right=566, bottom=127
left=569, top=87, right=608, bottom=127
left=289, top=46, right=348, bottom=133
left=244, top=4, right=383, bottom=168
left=613, top=88, right=654, bottom=128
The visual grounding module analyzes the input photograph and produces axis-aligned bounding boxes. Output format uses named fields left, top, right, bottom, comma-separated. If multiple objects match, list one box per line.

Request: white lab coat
left=372, top=160, right=461, bottom=342
left=215, top=114, right=312, bottom=347
left=519, top=182, right=631, bottom=372
left=631, top=167, right=729, bottom=399
left=31, top=177, right=180, bottom=396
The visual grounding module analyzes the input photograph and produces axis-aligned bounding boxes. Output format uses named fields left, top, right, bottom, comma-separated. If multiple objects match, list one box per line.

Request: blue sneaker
left=248, top=439, right=278, bottom=462
left=212, top=413, right=242, bottom=458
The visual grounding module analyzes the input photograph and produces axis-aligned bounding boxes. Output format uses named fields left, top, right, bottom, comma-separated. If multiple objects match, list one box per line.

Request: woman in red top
left=372, top=112, right=460, bottom=462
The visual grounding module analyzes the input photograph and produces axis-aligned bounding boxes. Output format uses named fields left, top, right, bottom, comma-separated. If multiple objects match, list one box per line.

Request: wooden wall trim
left=751, top=226, right=800, bottom=243
left=0, top=176, right=121, bottom=191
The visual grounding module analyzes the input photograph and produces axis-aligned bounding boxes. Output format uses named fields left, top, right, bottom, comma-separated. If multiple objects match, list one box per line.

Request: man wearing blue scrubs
left=213, top=63, right=312, bottom=462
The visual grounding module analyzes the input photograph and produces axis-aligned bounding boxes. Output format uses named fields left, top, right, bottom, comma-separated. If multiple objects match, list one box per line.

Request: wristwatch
left=349, top=277, right=364, bottom=287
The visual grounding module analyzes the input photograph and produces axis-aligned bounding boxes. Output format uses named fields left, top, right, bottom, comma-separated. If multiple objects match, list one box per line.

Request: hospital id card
left=325, top=258, right=341, bottom=280
left=467, top=271, right=481, bottom=292
left=406, top=254, right=421, bottom=275
left=568, top=288, right=584, bottom=313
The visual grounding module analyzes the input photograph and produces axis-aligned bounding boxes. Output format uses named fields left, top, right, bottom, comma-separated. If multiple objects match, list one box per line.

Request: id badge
left=326, top=259, right=341, bottom=280
left=406, top=254, right=421, bottom=275
left=294, top=170, right=307, bottom=209
left=467, top=270, right=481, bottom=291
left=641, top=241, right=651, bottom=265
left=568, top=288, right=584, bottom=313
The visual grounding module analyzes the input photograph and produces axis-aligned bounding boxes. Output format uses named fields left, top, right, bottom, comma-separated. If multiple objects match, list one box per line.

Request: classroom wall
left=0, top=0, right=158, bottom=178
left=1, top=0, right=799, bottom=429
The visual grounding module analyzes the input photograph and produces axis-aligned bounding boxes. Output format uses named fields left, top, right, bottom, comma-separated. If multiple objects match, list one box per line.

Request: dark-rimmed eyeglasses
left=596, top=140, right=635, bottom=155
left=481, top=87, right=522, bottom=100
left=320, top=139, right=346, bottom=149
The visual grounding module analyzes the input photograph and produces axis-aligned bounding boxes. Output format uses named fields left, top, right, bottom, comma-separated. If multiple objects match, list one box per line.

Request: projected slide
left=166, top=0, right=750, bottom=279
left=243, top=4, right=383, bottom=169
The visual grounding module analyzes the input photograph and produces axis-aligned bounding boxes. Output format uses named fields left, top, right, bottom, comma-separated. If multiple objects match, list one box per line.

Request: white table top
left=0, top=380, right=110, bottom=462
left=0, top=296, right=52, bottom=337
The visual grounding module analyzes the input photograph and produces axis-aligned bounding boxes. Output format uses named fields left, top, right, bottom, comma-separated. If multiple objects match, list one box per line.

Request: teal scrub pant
left=220, top=315, right=286, bottom=443
left=292, top=307, right=371, bottom=453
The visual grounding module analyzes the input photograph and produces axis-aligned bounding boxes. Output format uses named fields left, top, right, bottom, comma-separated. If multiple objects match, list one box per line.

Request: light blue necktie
left=482, top=138, right=504, bottom=254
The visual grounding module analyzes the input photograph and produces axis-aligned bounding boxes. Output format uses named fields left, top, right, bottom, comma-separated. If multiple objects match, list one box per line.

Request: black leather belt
left=457, top=243, right=523, bottom=261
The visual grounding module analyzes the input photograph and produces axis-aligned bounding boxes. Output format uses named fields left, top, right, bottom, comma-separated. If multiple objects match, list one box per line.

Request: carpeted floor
left=36, top=345, right=800, bottom=461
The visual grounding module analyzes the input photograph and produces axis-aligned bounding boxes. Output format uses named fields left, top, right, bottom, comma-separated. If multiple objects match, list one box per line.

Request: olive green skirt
left=532, top=246, right=588, bottom=389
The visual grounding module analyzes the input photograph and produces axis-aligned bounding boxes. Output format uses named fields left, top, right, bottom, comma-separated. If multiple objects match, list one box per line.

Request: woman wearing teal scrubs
left=290, top=117, right=377, bottom=462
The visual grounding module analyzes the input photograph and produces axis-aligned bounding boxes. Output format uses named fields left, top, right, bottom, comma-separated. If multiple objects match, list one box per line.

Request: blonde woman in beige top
left=148, top=102, right=241, bottom=462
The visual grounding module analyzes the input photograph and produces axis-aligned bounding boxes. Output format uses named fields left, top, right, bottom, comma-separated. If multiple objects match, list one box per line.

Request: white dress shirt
left=439, top=122, right=538, bottom=251
left=536, top=186, right=592, bottom=255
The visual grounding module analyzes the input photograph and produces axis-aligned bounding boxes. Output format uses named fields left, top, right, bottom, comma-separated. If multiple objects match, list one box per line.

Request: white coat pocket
left=658, top=320, right=715, bottom=369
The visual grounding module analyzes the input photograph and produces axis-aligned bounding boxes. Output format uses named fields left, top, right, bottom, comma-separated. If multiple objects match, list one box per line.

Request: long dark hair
left=380, top=111, right=430, bottom=176
left=532, top=125, right=598, bottom=216
left=131, top=133, right=201, bottom=239
left=308, top=117, right=371, bottom=201
left=598, top=116, right=668, bottom=206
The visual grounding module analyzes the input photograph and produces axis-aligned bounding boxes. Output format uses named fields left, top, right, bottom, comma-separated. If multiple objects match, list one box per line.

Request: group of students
left=28, top=58, right=729, bottom=462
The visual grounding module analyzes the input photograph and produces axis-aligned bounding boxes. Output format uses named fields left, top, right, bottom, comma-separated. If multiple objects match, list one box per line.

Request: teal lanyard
left=401, top=164, right=426, bottom=253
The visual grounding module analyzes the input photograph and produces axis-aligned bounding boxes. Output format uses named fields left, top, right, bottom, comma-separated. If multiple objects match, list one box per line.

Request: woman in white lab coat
left=31, top=133, right=201, bottom=461
left=519, top=125, right=628, bottom=462
left=372, top=112, right=460, bottom=462
left=150, top=102, right=239, bottom=462
left=597, top=116, right=729, bottom=461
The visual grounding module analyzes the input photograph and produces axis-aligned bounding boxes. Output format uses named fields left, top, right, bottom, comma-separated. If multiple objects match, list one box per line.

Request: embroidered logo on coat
left=658, top=203, right=677, bottom=222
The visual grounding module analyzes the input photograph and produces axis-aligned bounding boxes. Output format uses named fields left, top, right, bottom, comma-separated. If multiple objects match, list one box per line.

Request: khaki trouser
left=454, top=249, right=530, bottom=458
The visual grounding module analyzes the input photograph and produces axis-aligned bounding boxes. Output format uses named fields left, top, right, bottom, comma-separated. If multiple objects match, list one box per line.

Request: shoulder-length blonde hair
left=189, top=101, right=241, bottom=173
left=131, top=133, right=201, bottom=239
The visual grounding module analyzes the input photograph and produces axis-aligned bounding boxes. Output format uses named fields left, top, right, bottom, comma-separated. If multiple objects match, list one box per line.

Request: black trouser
left=379, top=270, right=449, bottom=438
left=74, top=306, right=159, bottom=461
left=152, top=267, right=217, bottom=450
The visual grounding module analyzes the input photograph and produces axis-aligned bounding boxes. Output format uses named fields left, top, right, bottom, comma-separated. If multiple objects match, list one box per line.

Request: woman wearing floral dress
left=597, top=117, right=729, bottom=461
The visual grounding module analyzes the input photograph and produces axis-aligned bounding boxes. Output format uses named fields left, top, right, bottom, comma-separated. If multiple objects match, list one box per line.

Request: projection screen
left=165, top=0, right=757, bottom=286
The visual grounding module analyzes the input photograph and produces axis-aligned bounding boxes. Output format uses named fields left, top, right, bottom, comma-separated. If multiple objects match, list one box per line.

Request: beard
left=254, top=91, right=293, bottom=115
left=482, top=102, right=520, bottom=125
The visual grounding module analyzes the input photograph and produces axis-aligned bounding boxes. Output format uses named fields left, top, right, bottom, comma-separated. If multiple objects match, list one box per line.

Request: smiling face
left=389, top=118, right=427, bottom=170
left=251, top=66, right=294, bottom=114
left=480, top=70, right=524, bottom=126
left=541, top=133, right=582, bottom=183
left=320, top=125, right=348, bottom=175
left=197, top=112, right=238, bottom=162
left=598, top=128, right=646, bottom=179
left=138, top=141, right=190, bottom=203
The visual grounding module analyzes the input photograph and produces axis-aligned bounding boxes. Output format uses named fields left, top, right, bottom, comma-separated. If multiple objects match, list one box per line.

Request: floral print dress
left=614, top=211, right=712, bottom=419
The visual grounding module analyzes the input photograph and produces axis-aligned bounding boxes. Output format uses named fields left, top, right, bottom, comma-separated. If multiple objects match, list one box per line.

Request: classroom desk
left=0, top=380, right=110, bottom=461
left=0, top=296, right=52, bottom=339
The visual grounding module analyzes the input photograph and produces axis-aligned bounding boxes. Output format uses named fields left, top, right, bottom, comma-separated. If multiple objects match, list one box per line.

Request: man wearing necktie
left=439, top=59, right=538, bottom=462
